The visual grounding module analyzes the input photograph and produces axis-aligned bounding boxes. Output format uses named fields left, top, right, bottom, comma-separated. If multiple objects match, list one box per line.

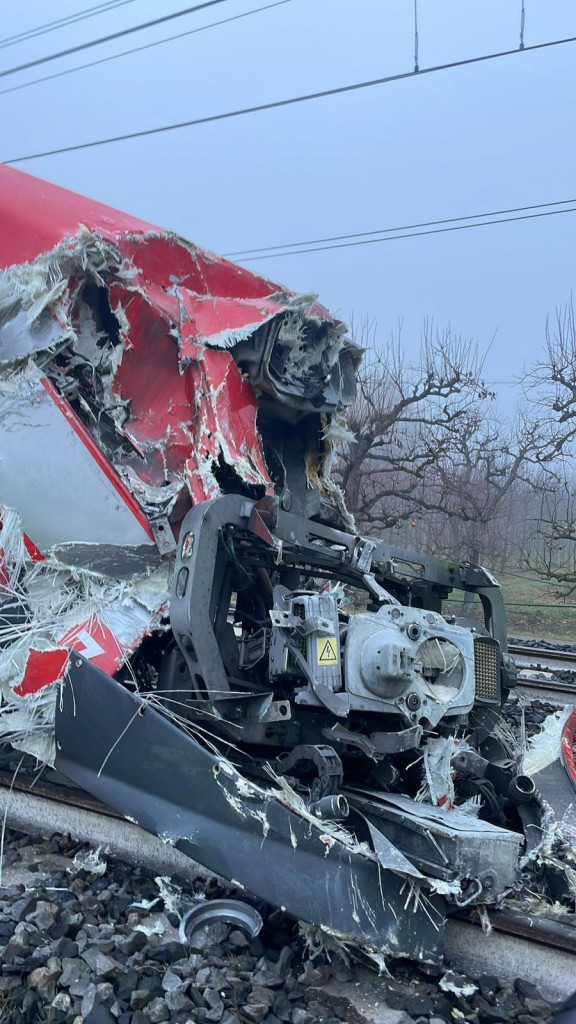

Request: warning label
left=316, top=637, right=338, bottom=665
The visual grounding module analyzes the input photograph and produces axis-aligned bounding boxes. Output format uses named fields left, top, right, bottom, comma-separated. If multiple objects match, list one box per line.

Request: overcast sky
left=1, top=1, right=575, bottom=406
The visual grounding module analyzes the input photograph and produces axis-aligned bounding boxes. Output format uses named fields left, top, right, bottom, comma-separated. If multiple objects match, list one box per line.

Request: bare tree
left=529, top=302, right=576, bottom=434
left=414, top=407, right=556, bottom=568
left=337, top=306, right=576, bottom=590
left=335, top=319, right=493, bottom=533
left=520, top=300, right=576, bottom=586
left=521, top=468, right=576, bottom=592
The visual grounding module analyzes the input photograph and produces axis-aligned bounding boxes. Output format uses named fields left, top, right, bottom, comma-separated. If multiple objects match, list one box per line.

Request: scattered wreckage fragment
left=0, top=166, right=573, bottom=964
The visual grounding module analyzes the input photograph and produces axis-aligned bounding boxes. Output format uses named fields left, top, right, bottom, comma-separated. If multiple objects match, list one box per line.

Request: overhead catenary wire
left=442, top=566, right=576, bottom=590
left=497, top=568, right=576, bottom=589
left=224, top=198, right=576, bottom=257
left=413, top=0, right=419, bottom=72
left=4, top=32, right=576, bottom=164
left=0, top=0, right=230, bottom=81
left=232, top=206, right=576, bottom=260
left=445, top=599, right=576, bottom=608
left=519, top=0, right=526, bottom=50
left=0, top=0, right=140, bottom=52
left=0, top=0, right=292, bottom=99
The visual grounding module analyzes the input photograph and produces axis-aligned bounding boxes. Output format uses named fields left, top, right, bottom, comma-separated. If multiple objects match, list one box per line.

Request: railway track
left=0, top=759, right=575, bottom=1001
left=515, top=673, right=576, bottom=696
left=0, top=639, right=574, bottom=999
left=507, top=638, right=576, bottom=697
left=505, top=641, right=576, bottom=798
left=509, top=642, right=576, bottom=663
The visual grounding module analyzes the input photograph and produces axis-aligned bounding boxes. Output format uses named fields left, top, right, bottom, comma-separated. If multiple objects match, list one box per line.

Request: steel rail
left=0, top=770, right=206, bottom=880
left=516, top=674, right=576, bottom=696
left=1, top=773, right=575, bottom=956
left=453, top=907, right=576, bottom=954
left=508, top=641, right=576, bottom=694
left=0, top=768, right=123, bottom=817
left=509, top=643, right=576, bottom=664
left=0, top=767, right=574, bottom=998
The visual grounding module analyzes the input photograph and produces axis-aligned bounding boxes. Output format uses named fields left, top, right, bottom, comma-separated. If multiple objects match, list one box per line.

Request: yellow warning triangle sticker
left=317, top=637, right=338, bottom=665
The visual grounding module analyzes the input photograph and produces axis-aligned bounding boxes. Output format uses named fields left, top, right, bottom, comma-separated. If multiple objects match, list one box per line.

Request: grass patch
left=444, top=567, right=576, bottom=642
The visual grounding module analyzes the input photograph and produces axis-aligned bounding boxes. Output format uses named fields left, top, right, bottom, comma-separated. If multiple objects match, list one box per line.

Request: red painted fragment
left=0, top=549, right=9, bottom=588
left=117, top=235, right=281, bottom=301
left=108, top=283, right=271, bottom=508
left=60, top=619, right=126, bottom=677
left=0, top=165, right=161, bottom=267
left=0, top=515, right=43, bottom=586
left=23, top=534, right=45, bottom=561
left=15, top=616, right=140, bottom=697
left=109, top=285, right=193, bottom=455
left=15, top=648, right=69, bottom=696
left=561, top=708, right=576, bottom=790
left=177, top=294, right=282, bottom=354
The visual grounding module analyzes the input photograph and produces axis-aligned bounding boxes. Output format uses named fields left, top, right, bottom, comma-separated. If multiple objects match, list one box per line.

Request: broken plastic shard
left=523, top=706, right=573, bottom=775
left=72, top=846, right=107, bottom=876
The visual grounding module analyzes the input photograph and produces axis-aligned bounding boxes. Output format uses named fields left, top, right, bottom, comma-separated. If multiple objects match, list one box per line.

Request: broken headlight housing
left=267, top=590, right=476, bottom=728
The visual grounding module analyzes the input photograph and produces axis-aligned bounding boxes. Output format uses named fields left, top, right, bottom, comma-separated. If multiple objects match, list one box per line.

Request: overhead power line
left=224, top=198, right=576, bottom=257
left=0, top=0, right=229, bottom=80
left=446, top=599, right=576, bottom=608
left=497, top=568, right=574, bottom=588
left=0, top=1, right=139, bottom=51
left=233, top=206, right=576, bottom=260
left=4, top=33, right=576, bottom=165
left=413, top=0, right=419, bottom=73
left=0, top=0, right=291, bottom=99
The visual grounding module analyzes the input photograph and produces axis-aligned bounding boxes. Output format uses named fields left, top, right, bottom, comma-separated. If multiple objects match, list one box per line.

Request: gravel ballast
left=0, top=827, right=571, bottom=1024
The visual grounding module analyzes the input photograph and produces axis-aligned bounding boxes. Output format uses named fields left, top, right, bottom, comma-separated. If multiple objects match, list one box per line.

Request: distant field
left=497, top=570, right=576, bottom=641
left=444, top=567, right=576, bottom=643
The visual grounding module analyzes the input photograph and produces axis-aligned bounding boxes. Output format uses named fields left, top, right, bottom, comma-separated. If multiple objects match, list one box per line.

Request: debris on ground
left=0, top=167, right=574, bottom=968
left=0, top=827, right=567, bottom=1024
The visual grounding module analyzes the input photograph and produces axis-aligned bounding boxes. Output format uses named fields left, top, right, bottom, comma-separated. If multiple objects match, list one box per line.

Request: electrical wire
left=234, top=206, right=576, bottom=260
left=445, top=565, right=576, bottom=591
left=0, top=0, right=229, bottom=80
left=496, top=568, right=576, bottom=589
left=224, top=198, right=576, bottom=257
left=5, top=32, right=575, bottom=165
left=413, top=0, right=419, bottom=73
left=445, top=598, right=576, bottom=607
left=0, top=1, right=139, bottom=52
left=0, top=0, right=291, bottom=99
left=497, top=601, right=576, bottom=608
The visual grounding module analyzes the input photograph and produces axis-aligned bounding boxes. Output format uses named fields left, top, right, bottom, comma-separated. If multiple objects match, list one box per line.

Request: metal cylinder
left=508, top=774, right=536, bottom=805
left=311, top=794, right=349, bottom=820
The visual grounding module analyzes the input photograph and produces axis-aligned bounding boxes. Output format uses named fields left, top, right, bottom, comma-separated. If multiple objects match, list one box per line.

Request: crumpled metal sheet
left=0, top=505, right=169, bottom=760
left=0, top=167, right=354, bottom=525
left=0, top=166, right=356, bottom=730
left=54, top=654, right=446, bottom=964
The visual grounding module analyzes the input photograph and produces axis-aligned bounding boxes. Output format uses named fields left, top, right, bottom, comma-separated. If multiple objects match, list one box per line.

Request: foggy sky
left=2, top=0, right=575, bottom=408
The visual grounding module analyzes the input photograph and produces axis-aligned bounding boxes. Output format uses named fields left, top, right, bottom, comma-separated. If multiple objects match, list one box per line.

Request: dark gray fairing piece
left=531, top=759, right=576, bottom=820
left=55, top=657, right=445, bottom=963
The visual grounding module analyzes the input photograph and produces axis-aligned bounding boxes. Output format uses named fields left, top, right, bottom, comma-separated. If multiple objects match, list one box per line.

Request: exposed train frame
left=0, top=167, right=572, bottom=965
